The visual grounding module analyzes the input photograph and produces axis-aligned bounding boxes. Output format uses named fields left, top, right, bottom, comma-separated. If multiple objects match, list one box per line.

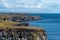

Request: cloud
left=41, top=0, right=60, bottom=8
left=13, top=0, right=44, bottom=8
left=1, top=0, right=44, bottom=9
left=1, top=0, right=12, bottom=8
left=16, top=0, right=26, bottom=4
left=42, top=0, right=60, bottom=4
left=23, top=4, right=44, bottom=8
left=1, top=0, right=60, bottom=13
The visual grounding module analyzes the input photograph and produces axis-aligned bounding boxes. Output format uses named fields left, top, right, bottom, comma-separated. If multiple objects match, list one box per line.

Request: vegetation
left=0, top=14, right=43, bottom=31
left=0, top=20, right=44, bottom=31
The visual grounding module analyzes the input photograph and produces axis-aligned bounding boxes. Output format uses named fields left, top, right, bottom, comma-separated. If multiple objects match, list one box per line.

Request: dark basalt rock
left=0, top=14, right=41, bottom=22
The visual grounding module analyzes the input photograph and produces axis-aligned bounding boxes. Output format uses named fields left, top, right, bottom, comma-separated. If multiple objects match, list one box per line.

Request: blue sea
left=27, top=14, right=60, bottom=40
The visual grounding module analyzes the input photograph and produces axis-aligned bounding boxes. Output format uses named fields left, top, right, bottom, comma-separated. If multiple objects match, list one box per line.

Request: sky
left=0, top=0, right=60, bottom=13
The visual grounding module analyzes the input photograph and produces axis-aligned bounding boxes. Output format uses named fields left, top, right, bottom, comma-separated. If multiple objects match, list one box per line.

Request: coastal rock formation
left=0, top=14, right=47, bottom=40
left=0, top=14, right=41, bottom=22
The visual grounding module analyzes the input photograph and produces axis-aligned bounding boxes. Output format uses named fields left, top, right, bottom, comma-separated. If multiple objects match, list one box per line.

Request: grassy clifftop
left=0, top=20, right=44, bottom=31
left=0, top=20, right=17, bottom=27
left=0, top=14, right=43, bottom=31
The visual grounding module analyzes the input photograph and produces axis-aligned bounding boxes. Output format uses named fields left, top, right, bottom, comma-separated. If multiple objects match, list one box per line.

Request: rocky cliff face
left=0, top=14, right=41, bottom=22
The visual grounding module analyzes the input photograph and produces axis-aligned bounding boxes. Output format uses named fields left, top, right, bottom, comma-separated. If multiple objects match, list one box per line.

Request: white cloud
left=42, top=0, right=59, bottom=3
left=36, top=3, right=44, bottom=8
left=24, top=4, right=44, bottom=8
left=36, top=5, right=42, bottom=8
left=16, top=0, right=26, bottom=4
left=1, top=0, right=12, bottom=8
left=1, top=0, right=44, bottom=9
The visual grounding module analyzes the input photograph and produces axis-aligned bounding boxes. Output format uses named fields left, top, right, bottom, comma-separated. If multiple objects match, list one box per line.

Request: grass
left=0, top=20, right=17, bottom=27
left=0, top=20, right=44, bottom=31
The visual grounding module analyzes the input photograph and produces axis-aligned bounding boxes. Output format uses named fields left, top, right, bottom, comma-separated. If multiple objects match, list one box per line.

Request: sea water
left=27, top=13, right=60, bottom=40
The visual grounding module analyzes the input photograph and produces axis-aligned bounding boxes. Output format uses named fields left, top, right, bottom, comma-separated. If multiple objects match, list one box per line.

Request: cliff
left=0, top=14, right=41, bottom=22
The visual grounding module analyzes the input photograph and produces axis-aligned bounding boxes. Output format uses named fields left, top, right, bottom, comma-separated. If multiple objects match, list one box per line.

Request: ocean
left=27, top=13, right=60, bottom=40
